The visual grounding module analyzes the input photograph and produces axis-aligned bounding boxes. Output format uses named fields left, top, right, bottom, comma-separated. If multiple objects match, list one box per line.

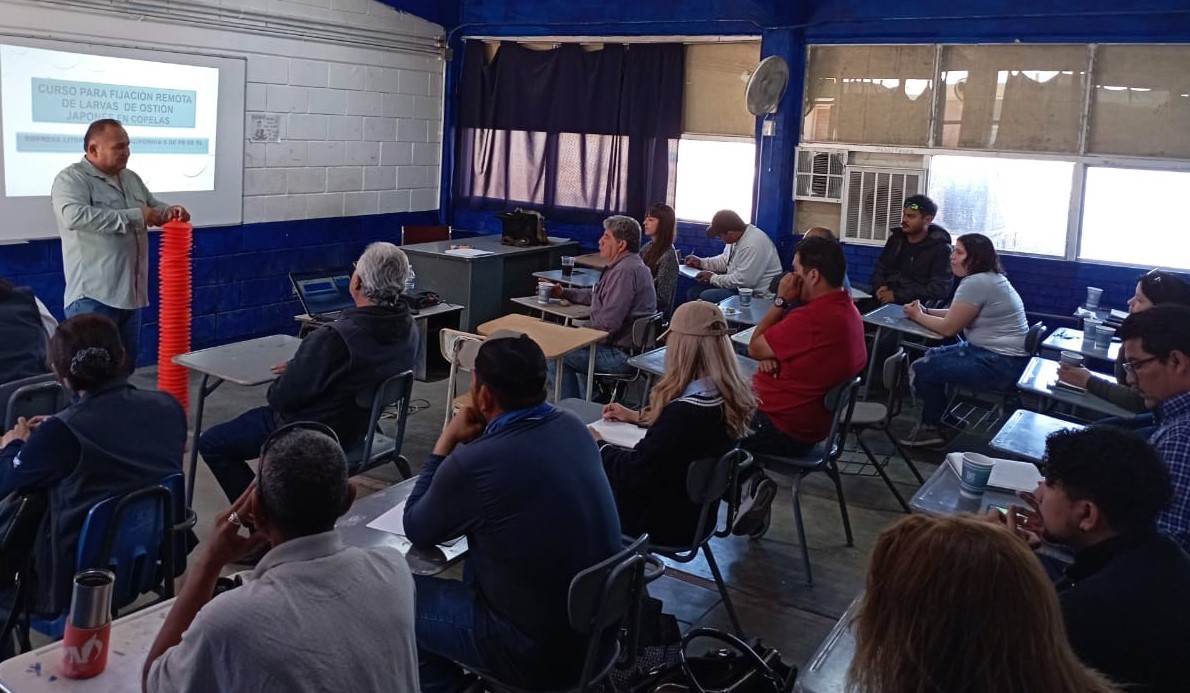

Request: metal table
left=510, top=296, right=592, bottom=326
left=402, top=235, right=580, bottom=331
left=990, top=409, right=1085, bottom=463
left=717, top=295, right=774, bottom=327
left=1016, top=356, right=1137, bottom=420
left=1041, top=327, right=1121, bottom=362
left=848, top=287, right=871, bottom=302
left=860, top=304, right=944, bottom=398
left=909, top=460, right=1024, bottom=517
left=628, top=346, right=759, bottom=385
left=731, top=325, right=755, bottom=347
left=173, top=335, right=302, bottom=506
left=794, top=597, right=860, bottom=693
left=557, top=398, right=604, bottom=423
left=336, top=477, right=468, bottom=576
left=531, top=268, right=600, bottom=289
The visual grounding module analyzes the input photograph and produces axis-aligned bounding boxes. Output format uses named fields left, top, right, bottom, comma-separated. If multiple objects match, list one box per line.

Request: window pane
left=1089, top=45, right=1190, bottom=158
left=927, top=155, right=1071, bottom=257
left=802, top=45, right=935, bottom=146
left=1081, top=167, right=1190, bottom=269
left=936, top=45, right=1086, bottom=153
left=673, top=138, right=755, bottom=223
left=684, top=42, right=761, bottom=137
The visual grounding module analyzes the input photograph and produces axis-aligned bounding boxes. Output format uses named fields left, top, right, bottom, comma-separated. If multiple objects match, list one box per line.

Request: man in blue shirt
left=1118, top=304, right=1190, bottom=552
left=404, top=333, right=622, bottom=692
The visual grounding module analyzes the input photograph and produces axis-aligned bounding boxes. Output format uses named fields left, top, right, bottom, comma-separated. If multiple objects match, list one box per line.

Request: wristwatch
left=773, top=296, right=789, bottom=308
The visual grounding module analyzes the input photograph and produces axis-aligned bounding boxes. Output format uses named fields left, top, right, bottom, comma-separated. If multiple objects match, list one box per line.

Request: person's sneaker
left=733, top=473, right=777, bottom=538
left=897, top=424, right=948, bottom=448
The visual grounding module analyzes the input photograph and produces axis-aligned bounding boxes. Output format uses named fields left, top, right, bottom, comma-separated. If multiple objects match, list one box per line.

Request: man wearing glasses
left=1117, top=304, right=1190, bottom=552
left=868, top=194, right=954, bottom=307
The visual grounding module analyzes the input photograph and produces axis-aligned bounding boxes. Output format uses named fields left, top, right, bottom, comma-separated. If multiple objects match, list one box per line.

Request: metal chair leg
left=703, top=543, right=745, bottom=638
left=825, top=462, right=855, bottom=546
left=855, top=432, right=912, bottom=513
left=791, top=478, right=813, bottom=585
left=391, top=454, right=412, bottom=480
left=883, top=428, right=926, bottom=483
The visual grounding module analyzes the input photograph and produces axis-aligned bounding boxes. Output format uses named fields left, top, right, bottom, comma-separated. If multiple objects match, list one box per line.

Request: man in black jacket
left=869, top=194, right=953, bottom=306
left=199, top=242, right=419, bottom=502
left=998, top=426, right=1190, bottom=693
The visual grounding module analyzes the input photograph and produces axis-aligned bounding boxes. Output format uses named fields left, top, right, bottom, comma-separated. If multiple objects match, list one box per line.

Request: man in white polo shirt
left=684, top=209, right=782, bottom=303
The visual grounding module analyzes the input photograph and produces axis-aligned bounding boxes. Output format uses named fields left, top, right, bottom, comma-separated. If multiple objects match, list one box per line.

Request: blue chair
left=29, top=473, right=193, bottom=639
left=343, top=370, right=414, bottom=478
left=0, top=374, right=67, bottom=429
left=0, top=490, right=49, bottom=654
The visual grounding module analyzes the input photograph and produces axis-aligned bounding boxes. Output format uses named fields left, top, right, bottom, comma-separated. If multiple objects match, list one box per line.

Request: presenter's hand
left=165, top=205, right=191, bottom=222
left=141, top=206, right=165, bottom=228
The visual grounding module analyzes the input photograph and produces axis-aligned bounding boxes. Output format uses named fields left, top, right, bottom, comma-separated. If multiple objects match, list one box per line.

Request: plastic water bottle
left=405, top=266, right=417, bottom=294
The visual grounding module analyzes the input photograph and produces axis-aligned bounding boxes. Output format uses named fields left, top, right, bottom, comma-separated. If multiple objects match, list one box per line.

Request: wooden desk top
left=510, top=296, right=593, bottom=322
left=574, top=252, right=608, bottom=270
left=477, top=313, right=606, bottom=359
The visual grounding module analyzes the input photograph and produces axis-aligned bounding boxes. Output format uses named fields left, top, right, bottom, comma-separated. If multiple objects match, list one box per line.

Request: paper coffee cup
left=1059, top=350, right=1084, bottom=367
left=959, top=452, right=995, bottom=499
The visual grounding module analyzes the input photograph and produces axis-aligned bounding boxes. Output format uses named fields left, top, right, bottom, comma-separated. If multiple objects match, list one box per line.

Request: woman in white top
left=900, top=233, right=1029, bottom=447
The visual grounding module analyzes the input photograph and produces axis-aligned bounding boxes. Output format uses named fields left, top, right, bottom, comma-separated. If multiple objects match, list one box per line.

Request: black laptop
left=289, top=269, right=354, bottom=322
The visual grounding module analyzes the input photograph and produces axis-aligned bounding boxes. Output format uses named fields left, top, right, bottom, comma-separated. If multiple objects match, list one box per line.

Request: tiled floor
left=130, top=362, right=975, bottom=673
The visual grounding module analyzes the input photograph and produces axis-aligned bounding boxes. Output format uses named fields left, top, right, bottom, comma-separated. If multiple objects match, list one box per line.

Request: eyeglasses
left=1121, top=356, right=1160, bottom=375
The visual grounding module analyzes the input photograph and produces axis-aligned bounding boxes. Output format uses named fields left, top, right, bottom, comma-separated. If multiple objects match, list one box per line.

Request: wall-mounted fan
left=746, top=55, right=790, bottom=116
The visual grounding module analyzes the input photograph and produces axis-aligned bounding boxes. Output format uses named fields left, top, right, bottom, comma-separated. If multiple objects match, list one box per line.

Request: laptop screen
left=290, top=269, right=354, bottom=317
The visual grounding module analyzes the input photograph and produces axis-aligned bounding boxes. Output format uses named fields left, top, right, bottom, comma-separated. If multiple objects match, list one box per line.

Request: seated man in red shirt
left=736, top=235, right=868, bottom=537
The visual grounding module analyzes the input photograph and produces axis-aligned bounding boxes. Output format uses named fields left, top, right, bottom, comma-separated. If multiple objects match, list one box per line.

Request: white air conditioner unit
left=840, top=165, right=925, bottom=244
left=793, top=147, right=846, bottom=202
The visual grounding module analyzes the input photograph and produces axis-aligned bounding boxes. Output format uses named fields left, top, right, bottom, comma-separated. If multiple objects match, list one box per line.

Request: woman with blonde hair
left=850, top=514, right=1118, bottom=693
left=595, top=300, right=756, bottom=545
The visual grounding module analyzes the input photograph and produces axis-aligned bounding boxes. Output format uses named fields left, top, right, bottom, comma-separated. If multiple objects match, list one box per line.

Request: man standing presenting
left=869, top=194, right=952, bottom=307
left=685, top=209, right=782, bottom=303
left=51, top=119, right=189, bottom=372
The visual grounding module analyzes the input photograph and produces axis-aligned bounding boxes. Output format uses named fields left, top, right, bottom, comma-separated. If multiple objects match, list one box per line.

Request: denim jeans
left=415, top=574, right=539, bottom=693
left=64, top=298, right=141, bottom=374
left=548, top=345, right=631, bottom=400
left=686, top=285, right=737, bottom=303
left=910, top=341, right=1030, bottom=426
left=197, top=406, right=279, bottom=502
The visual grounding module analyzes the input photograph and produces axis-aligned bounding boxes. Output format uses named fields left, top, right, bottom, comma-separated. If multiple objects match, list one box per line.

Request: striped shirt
left=1153, top=391, right=1190, bottom=552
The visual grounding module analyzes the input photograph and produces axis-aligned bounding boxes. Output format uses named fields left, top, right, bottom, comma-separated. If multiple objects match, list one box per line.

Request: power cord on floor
left=379, top=399, right=431, bottom=420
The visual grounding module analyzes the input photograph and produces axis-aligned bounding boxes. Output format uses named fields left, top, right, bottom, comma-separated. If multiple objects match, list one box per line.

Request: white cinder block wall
left=2, top=0, right=446, bottom=224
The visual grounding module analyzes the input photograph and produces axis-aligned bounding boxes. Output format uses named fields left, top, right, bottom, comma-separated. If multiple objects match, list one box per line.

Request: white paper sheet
left=946, top=452, right=1044, bottom=493
left=366, top=500, right=463, bottom=547
left=679, top=265, right=701, bottom=279
left=444, top=247, right=495, bottom=258
left=589, top=419, right=647, bottom=449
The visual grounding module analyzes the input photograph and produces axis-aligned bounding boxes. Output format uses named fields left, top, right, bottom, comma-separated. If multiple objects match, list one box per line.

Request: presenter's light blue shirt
left=51, top=157, right=169, bottom=310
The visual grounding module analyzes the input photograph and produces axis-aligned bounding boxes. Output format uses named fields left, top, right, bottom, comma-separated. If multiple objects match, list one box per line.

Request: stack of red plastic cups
left=158, top=220, right=193, bottom=414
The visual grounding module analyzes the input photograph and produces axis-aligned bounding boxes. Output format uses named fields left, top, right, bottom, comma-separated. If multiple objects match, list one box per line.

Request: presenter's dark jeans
left=198, top=406, right=279, bottom=502
left=415, top=574, right=544, bottom=693
left=65, top=298, right=140, bottom=375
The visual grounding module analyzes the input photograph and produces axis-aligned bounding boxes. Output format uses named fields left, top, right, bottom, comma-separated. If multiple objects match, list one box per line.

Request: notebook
left=290, top=268, right=354, bottom=321
left=945, top=452, right=1043, bottom=493
left=588, top=418, right=648, bottom=449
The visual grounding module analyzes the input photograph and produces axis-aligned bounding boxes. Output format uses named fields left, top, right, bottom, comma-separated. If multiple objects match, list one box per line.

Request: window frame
left=799, top=42, right=1190, bottom=269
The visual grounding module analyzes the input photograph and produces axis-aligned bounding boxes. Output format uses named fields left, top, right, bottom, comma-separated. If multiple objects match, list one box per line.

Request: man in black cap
left=684, top=209, right=782, bottom=303
left=403, top=333, right=622, bottom=692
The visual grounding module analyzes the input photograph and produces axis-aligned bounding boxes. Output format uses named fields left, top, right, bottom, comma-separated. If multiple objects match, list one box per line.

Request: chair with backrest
left=0, top=490, right=49, bottom=654
left=440, top=328, right=485, bottom=429
left=647, top=448, right=751, bottom=637
left=751, top=377, right=861, bottom=585
left=478, top=534, right=649, bottom=693
left=401, top=225, right=451, bottom=245
left=847, top=349, right=925, bottom=512
left=29, top=473, right=193, bottom=639
left=1, top=374, right=67, bottom=429
left=944, top=321, right=1048, bottom=433
left=343, top=370, right=415, bottom=479
left=595, top=312, right=664, bottom=404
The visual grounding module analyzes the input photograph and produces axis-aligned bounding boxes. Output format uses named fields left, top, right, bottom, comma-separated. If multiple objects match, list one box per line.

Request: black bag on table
left=611, top=627, right=797, bottom=693
left=497, top=209, right=549, bottom=247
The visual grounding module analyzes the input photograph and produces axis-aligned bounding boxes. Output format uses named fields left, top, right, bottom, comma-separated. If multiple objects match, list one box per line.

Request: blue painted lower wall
left=0, top=211, right=438, bottom=367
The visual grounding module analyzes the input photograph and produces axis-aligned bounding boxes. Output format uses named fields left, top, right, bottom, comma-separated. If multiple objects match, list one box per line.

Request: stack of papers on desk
left=366, top=501, right=464, bottom=547
left=945, top=453, right=1043, bottom=493
left=444, top=247, right=495, bottom=258
left=588, top=419, right=647, bottom=448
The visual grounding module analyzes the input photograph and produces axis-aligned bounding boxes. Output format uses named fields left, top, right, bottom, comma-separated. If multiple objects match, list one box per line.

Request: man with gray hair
left=199, top=242, right=419, bottom=502
left=144, top=424, right=419, bottom=691
left=545, top=215, right=657, bottom=398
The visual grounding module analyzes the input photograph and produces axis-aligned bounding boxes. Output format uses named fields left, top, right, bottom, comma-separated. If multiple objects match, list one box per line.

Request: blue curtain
left=454, top=41, right=684, bottom=225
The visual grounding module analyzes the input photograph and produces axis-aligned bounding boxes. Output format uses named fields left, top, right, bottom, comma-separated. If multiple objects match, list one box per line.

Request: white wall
left=1, top=0, right=446, bottom=225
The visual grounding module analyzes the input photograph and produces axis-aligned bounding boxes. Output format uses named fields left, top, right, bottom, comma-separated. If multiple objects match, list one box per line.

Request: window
left=1088, top=45, right=1190, bottom=159
left=928, top=155, right=1072, bottom=257
left=673, top=137, right=755, bottom=223
left=1080, top=167, right=1190, bottom=269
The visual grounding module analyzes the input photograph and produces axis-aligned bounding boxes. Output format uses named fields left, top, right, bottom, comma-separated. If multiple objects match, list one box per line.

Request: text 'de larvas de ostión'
left=30, top=78, right=197, bottom=128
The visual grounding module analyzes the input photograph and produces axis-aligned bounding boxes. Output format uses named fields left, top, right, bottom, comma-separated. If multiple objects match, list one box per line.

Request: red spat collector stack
left=157, top=220, right=193, bottom=414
